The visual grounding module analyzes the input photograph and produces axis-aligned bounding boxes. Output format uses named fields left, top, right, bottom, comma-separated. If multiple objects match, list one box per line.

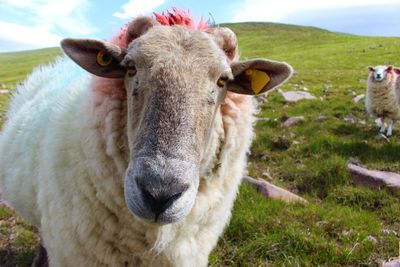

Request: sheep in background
left=365, top=65, right=400, bottom=136
left=0, top=10, right=293, bottom=267
left=395, top=67, right=400, bottom=100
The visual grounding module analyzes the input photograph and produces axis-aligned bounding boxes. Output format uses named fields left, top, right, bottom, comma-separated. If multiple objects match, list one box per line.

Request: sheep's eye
left=217, top=77, right=229, bottom=88
left=96, top=50, right=113, bottom=66
left=127, top=67, right=137, bottom=77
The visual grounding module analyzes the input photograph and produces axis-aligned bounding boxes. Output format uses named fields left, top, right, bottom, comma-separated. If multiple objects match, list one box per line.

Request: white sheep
left=365, top=65, right=400, bottom=136
left=0, top=11, right=293, bottom=267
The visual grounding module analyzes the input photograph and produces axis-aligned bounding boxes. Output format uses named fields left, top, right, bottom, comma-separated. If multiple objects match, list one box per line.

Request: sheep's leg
left=31, top=240, right=48, bottom=267
left=387, top=119, right=395, bottom=136
left=379, top=118, right=386, bottom=133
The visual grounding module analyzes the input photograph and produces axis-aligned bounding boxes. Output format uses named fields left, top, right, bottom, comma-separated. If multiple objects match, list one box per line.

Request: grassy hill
left=1, top=23, right=400, bottom=266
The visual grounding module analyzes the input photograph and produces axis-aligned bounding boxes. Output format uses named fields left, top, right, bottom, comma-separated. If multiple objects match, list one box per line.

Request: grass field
left=1, top=23, right=400, bottom=266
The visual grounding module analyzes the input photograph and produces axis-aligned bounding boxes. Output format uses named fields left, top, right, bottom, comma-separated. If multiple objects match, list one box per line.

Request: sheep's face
left=61, top=17, right=293, bottom=224
left=369, top=65, right=393, bottom=82
left=121, top=27, right=232, bottom=223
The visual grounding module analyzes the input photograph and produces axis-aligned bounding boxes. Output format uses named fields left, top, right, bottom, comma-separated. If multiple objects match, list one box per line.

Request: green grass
left=0, top=47, right=62, bottom=127
left=1, top=23, right=400, bottom=266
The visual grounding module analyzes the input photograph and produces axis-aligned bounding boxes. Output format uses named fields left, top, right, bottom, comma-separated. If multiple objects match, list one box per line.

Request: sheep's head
left=61, top=16, right=293, bottom=224
left=368, top=65, right=393, bottom=82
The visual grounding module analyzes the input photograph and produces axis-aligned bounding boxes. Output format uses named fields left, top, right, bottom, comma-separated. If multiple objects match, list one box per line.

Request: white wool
left=0, top=56, right=256, bottom=266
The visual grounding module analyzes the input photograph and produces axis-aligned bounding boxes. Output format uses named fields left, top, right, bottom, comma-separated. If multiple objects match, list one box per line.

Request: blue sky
left=1, top=0, right=400, bottom=52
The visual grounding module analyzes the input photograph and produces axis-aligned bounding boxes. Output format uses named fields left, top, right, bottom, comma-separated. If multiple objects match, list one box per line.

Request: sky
left=1, top=0, right=400, bottom=52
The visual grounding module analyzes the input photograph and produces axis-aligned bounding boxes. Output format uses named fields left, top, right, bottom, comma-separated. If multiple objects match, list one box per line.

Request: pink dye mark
left=111, top=8, right=210, bottom=48
left=111, top=24, right=129, bottom=48
left=154, top=7, right=210, bottom=31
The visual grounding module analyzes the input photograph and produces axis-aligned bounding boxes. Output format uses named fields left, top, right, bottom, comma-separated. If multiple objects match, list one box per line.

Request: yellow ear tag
left=96, top=50, right=113, bottom=67
left=245, top=69, right=271, bottom=94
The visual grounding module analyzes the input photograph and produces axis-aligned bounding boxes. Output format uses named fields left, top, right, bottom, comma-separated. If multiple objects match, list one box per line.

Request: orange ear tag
left=245, top=69, right=271, bottom=94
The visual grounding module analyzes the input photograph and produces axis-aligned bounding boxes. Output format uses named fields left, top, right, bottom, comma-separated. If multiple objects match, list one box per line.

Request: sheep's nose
left=142, top=190, right=183, bottom=218
left=138, top=182, right=187, bottom=221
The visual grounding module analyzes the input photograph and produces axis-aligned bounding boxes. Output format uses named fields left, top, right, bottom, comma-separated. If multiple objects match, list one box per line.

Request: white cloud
left=230, top=0, right=400, bottom=22
left=113, top=0, right=166, bottom=19
left=0, top=0, right=98, bottom=51
left=0, top=21, right=62, bottom=51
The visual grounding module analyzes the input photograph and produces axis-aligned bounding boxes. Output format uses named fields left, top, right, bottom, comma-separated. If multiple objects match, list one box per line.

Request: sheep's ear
left=394, top=68, right=400, bottom=75
left=61, top=38, right=126, bottom=78
left=368, top=66, right=375, bottom=72
left=126, top=16, right=160, bottom=46
left=227, top=59, right=293, bottom=95
left=207, top=27, right=238, bottom=61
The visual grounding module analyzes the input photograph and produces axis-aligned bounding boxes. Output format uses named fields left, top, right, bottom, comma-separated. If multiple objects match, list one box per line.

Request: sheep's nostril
left=141, top=187, right=185, bottom=220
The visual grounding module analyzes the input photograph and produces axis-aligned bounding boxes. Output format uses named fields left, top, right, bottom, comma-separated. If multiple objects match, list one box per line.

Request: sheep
left=0, top=10, right=293, bottom=267
left=365, top=65, right=400, bottom=136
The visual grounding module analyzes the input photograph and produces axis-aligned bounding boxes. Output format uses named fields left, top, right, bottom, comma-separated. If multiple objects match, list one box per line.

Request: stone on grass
left=283, top=116, right=304, bottom=127
left=0, top=89, right=9, bottom=94
left=347, top=162, right=400, bottom=191
left=366, top=235, right=378, bottom=244
left=383, top=258, right=400, bottom=267
left=277, top=89, right=316, bottom=102
left=344, top=114, right=366, bottom=125
left=243, top=176, right=308, bottom=204
left=262, top=171, right=274, bottom=181
left=257, top=117, right=270, bottom=122
left=353, top=94, right=365, bottom=103
left=314, top=115, right=330, bottom=122
left=344, top=90, right=356, bottom=95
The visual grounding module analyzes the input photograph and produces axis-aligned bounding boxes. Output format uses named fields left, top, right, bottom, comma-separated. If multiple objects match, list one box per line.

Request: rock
left=314, top=115, right=330, bottom=122
left=0, top=89, right=9, bottom=94
left=262, top=172, right=274, bottom=180
left=344, top=90, right=356, bottom=95
left=382, top=229, right=398, bottom=236
left=255, top=95, right=267, bottom=104
left=341, top=230, right=352, bottom=237
left=283, top=116, right=304, bottom=128
left=366, top=235, right=378, bottom=244
left=243, top=176, right=308, bottom=204
left=277, top=89, right=316, bottom=102
left=353, top=94, right=365, bottom=103
left=344, top=114, right=366, bottom=125
left=383, top=258, right=400, bottom=267
left=322, top=85, right=330, bottom=96
left=257, top=117, right=270, bottom=122
left=347, top=162, right=400, bottom=191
